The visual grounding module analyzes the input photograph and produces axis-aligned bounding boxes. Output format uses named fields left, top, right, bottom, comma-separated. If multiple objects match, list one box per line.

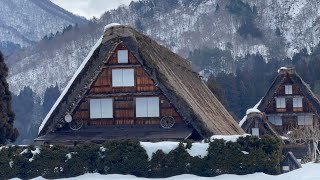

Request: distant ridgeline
left=0, top=136, right=281, bottom=179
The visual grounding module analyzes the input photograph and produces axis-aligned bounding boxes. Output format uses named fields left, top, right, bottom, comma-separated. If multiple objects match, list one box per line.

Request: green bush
left=0, top=136, right=282, bottom=179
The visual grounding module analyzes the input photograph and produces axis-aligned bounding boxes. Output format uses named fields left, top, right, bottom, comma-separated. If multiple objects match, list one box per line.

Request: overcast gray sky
left=51, top=0, right=138, bottom=19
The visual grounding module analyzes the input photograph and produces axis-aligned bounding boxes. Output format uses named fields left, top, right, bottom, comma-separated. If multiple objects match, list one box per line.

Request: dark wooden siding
left=264, top=77, right=320, bottom=135
left=71, top=44, right=184, bottom=128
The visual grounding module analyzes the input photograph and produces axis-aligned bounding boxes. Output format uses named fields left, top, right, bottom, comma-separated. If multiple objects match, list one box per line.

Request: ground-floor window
left=90, top=98, right=113, bottom=118
left=136, top=97, right=159, bottom=117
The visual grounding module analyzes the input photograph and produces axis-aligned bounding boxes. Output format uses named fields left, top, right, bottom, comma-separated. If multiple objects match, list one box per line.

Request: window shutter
left=122, top=69, right=135, bottom=86
left=90, top=99, right=101, bottom=118
left=147, top=97, right=160, bottom=117
left=275, top=116, right=282, bottom=125
left=112, top=69, right=123, bottom=87
left=136, top=98, right=148, bottom=117
left=101, top=99, right=113, bottom=118
left=305, top=116, right=313, bottom=125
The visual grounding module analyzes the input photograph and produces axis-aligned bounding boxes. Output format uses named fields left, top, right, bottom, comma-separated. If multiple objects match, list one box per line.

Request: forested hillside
left=6, top=0, right=320, bottom=143
left=0, top=0, right=87, bottom=55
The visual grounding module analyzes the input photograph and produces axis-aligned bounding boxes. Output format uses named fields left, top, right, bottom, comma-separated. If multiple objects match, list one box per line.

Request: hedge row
left=0, top=135, right=282, bottom=179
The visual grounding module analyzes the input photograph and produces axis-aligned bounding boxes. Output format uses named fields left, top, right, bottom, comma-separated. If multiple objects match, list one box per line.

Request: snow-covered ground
left=10, top=163, right=319, bottom=180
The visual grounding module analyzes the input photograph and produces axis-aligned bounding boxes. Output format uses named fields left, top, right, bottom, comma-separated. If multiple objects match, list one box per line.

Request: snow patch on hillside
left=288, top=0, right=308, bottom=18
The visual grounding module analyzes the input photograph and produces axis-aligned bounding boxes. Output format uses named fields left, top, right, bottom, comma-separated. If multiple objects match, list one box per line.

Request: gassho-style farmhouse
left=35, top=24, right=244, bottom=145
left=240, top=67, right=320, bottom=137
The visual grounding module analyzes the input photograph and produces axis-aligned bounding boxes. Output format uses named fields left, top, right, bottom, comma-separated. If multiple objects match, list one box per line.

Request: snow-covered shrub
left=0, top=136, right=282, bottom=179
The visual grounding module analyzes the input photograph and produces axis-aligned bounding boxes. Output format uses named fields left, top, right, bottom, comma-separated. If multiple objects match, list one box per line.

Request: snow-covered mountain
left=7, top=0, right=320, bottom=96
left=0, top=0, right=87, bottom=55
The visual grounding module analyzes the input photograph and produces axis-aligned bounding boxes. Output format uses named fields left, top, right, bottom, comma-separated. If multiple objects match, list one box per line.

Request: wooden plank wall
left=265, top=82, right=315, bottom=113
left=71, top=43, right=184, bottom=127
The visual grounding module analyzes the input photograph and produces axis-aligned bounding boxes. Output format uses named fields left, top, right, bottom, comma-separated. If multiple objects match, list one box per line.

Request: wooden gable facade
left=36, top=25, right=243, bottom=145
left=73, top=43, right=183, bottom=127
left=241, top=67, right=320, bottom=136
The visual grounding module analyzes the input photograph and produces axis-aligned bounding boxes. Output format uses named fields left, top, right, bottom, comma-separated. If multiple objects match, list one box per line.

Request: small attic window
left=117, top=50, right=128, bottom=63
left=251, top=128, right=259, bottom=137
left=285, top=85, right=292, bottom=94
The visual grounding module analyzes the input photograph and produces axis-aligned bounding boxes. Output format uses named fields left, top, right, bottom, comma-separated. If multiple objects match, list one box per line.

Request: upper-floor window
left=90, top=98, right=113, bottom=118
left=136, top=97, right=160, bottom=117
left=268, top=116, right=282, bottom=126
left=297, top=115, right=313, bottom=126
left=117, top=50, right=128, bottom=63
left=285, top=85, right=292, bottom=94
left=276, top=97, right=286, bottom=108
left=112, top=69, right=134, bottom=87
left=293, top=97, right=303, bottom=108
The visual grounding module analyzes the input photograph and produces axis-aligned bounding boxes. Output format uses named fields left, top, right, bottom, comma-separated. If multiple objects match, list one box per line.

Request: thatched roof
left=241, top=112, right=279, bottom=137
left=38, top=25, right=244, bottom=138
left=257, top=67, right=320, bottom=114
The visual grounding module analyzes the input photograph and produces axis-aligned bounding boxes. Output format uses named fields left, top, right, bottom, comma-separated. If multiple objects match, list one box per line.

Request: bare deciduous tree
left=287, top=122, right=320, bottom=162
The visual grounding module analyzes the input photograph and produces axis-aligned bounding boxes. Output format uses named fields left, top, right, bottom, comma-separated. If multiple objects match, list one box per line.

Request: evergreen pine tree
left=43, top=84, right=60, bottom=115
left=12, top=86, right=34, bottom=144
left=207, top=74, right=227, bottom=107
left=0, top=51, right=18, bottom=144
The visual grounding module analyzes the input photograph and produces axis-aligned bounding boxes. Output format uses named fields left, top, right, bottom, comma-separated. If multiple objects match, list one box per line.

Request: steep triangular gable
left=70, top=43, right=186, bottom=128
left=240, top=112, right=279, bottom=137
left=257, top=68, right=320, bottom=115
left=38, top=28, right=191, bottom=138
left=38, top=25, right=244, bottom=139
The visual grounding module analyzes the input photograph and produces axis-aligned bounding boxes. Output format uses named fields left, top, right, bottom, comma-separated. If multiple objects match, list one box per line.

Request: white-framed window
left=282, top=166, right=290, bottom=171
left=285, top=85, right=292, bottom=95
left=252, top=128, right=259, bottom=137
left=268, top=116, right=283, bottom=126
left=112, top=69, right=134, bottom=87
left=117, top=50, right=128, bottom=63
left=297, top=115, right=313, bottom=126
left=276, top=97, right=286, bottom=108
left=90, top=98, right=113, bottom=118
left=136, top=97, right=160, bottom=117
left=293, top=97, right=303, bottom=108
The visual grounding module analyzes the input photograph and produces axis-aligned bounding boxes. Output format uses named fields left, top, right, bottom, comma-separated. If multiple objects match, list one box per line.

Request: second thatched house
left=240, top=67, right=320, bottom=137
left=35, top=24, right=244, bottom=145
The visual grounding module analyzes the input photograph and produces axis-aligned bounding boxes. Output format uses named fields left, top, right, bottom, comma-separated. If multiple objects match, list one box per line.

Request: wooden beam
left=104, top=64, right=141, bottom=68
left=86, top=91, right=162, bottom=98
left=266, top=112, right=315, bottom=116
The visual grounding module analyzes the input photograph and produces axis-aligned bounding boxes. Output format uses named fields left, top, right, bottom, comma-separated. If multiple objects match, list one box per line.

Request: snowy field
left=11, top=163, right=319, bottom=180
